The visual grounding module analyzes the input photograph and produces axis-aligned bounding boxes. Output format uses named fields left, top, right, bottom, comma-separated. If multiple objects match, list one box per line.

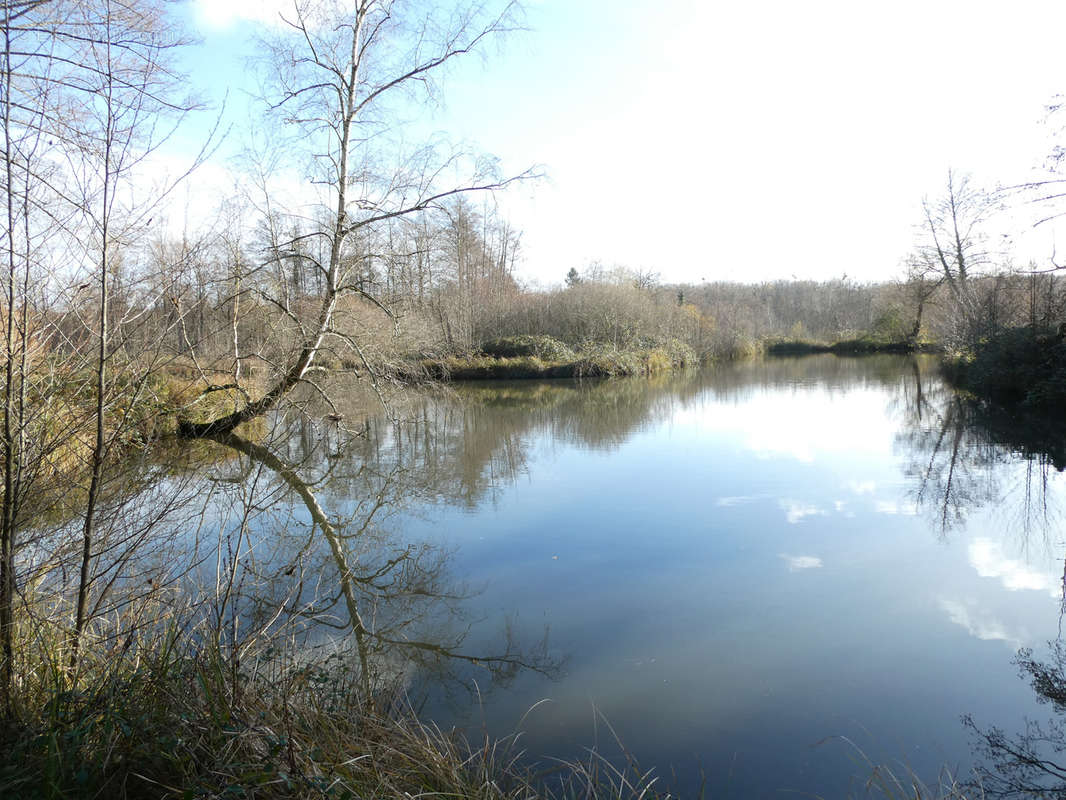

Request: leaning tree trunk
left=177, top=289, right=338, bottom=438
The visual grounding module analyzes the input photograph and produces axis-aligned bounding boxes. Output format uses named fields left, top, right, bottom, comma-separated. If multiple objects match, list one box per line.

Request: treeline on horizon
left=35, top=187, right=1066, bottom=380
left=20, top=154, right=1066, bottom=397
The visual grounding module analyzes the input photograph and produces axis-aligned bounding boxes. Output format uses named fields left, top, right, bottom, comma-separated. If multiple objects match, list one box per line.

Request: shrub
left=644, top=348, right=672, bottom=374
left=480, top=335, right=575, bottom=362
left=571, top=342, right=642, bottom=377
left=660, top=338, right=698, bottom=368
left=947, top=326, right=1066, bottom=408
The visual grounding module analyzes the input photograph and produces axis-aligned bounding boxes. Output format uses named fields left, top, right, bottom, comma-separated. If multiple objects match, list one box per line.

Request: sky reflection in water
left=364, top=356, right=1066, bottom=797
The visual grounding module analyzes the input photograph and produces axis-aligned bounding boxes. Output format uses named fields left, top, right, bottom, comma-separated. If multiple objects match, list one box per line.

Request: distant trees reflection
left=341, top=354, right=930, bottom=508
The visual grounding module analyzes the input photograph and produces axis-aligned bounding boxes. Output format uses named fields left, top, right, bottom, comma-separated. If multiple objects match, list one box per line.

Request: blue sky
left=172, top=0, right=1066, bottom=286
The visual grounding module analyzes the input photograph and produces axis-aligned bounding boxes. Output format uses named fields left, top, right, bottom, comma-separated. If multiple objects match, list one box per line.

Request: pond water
left=149, top=355, right=1066, bottom=797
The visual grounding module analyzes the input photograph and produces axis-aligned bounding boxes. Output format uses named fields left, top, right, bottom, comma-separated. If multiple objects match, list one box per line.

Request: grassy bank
left=424, top=336, right=699, bottom=381
left=0, top=614, right=667, bottom=800
left=420, top=334, right=947, bottom=382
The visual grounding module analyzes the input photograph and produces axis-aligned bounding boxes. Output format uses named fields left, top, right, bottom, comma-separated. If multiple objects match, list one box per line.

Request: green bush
left=430, top=336, right=698, bottom=380
left=764, top=339, right=829, bottom=356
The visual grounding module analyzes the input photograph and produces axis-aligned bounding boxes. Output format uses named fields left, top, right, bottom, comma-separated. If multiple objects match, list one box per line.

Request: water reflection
left=358, top=354, right=932, bottom=504
left=20, top=447, right=212, bottom=644
left=965, top=642, right=1066, bottom=796
left=874, top=355, right=1066, bottom=797
left=898, top=358, right=1065, bottom=543
left=192, top=422, right=560, bottom=701
left=333, top=358, right=1066, bottom=775
left=204, top=358, right=1066, bottom=794
left=31, top=354, right=1066, bottom=796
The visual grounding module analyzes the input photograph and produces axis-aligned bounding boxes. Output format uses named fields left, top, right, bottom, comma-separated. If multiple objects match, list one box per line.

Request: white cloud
left=780, top=554, right=823, bottom=572
left=192, top=0, right=295, bottom=30
left=939, top=598, right=1023, bottom=647
left=969, top=538, right=1061, bottom=596
left=780, top=500, right=826, bottom=525
left=131, top=151, right=323, bottom=244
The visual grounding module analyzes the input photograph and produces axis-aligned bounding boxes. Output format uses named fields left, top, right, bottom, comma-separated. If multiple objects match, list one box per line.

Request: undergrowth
left=944, top=325, right=1066, bottom=409
left=0, top=616, right=672, bottom=800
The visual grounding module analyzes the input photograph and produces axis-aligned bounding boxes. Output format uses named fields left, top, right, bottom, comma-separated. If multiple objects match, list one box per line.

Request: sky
left=174, top=0, right=1066, bottom=287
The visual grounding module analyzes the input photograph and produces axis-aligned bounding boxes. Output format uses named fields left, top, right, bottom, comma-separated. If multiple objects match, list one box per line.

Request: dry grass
left=428, top=340, right=699, bottom=381
left=0, top=608, right=675, bottom=800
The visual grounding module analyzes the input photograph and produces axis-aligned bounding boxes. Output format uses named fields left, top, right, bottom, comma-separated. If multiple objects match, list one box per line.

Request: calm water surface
left=196, top=355, right=1066, bottom=797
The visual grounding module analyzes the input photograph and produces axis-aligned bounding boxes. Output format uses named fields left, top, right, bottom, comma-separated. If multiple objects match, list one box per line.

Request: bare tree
left=0, top=0, right=207, bottom=684
left=916, top=170, right=1001, bottom=345
left=0, top=0, right=54, bottom=706
left=64, top=0, right=203, bottom=671
left=180, top=0, right=532, bottom=438
left=0, top=0, right=98, bottom=703
left=900, top=256, right=944, bottom=344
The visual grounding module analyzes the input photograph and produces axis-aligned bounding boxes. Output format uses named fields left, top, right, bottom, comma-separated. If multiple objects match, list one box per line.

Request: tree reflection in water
left=197, top=360, right=1066, bottom=791
left=189, top=417, right=560, bottom=708
left=899, top=356, right=1065, bottom=543
left=55, top=357, right=1066, bottom=791
left=964, top=643, right=1066, bottom=796
left=896, top=357, right=1066, bottom=795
